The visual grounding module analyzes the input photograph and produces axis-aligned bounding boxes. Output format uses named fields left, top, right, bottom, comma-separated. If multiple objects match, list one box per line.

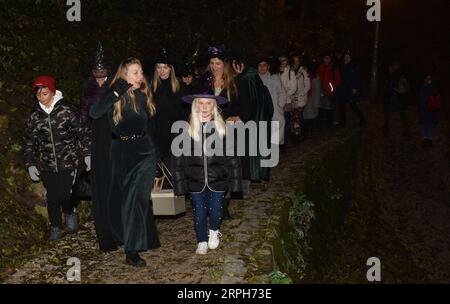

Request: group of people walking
left=23, top=42, right=442, bottom=267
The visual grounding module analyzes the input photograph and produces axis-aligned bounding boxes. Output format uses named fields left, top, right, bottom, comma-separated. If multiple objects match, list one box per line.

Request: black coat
left=23, top=98, right=90, bottom=173
left=173, top=124, right=242, bottom=195
left=153, top=79, right=188, bottom=159
left=83, top=77, right=117, bottom=251
left=90, top=89, right=160, bottom=252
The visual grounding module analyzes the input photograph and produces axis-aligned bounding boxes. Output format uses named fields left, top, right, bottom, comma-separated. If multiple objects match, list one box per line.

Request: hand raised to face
left=232, top=61, right=244, bottom=75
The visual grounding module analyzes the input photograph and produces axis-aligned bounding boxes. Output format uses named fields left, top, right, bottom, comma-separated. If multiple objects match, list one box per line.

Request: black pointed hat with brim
left=155, top=48, right=173, bottom=65
left=181, top=74, right=228, bottom=105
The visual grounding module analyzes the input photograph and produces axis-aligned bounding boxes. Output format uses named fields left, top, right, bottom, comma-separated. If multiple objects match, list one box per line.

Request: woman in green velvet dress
left=90, top=57, right=160, bottom=267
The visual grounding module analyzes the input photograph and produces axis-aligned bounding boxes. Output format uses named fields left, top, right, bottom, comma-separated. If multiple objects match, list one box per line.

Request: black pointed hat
left=92, top=41, right=108, bottom=70
left=179, top=62, right=194, bottom=77
left=178, top=49, right=199, bottom=76
left=155, top=48, right=173, bottom=65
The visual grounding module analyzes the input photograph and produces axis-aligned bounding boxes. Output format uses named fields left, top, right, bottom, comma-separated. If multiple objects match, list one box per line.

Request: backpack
left=297, top=69, right=312, bottom=97
left=427, top=95, right=442, bottom=112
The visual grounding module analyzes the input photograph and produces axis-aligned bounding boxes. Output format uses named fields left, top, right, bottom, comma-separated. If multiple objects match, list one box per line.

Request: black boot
left=222, top=197, right=232, bottom=220
left=125, top=251, right=146, bottom=267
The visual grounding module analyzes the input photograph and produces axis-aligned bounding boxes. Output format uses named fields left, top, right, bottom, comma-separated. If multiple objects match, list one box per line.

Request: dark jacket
left=384, top=71, right=410, bottom=112
left=152, top=78, right=188, bottom=159
left=24, top=95, right=90, bottom=172
left=80, top=76, right=111, bottom=128
left=419, top=83, right=439, bottom=125
left=173, top=122, right=242, bottom=194
left=221, top=68, right=258, bottom=122
left=337, top=61, right=361, bottom=102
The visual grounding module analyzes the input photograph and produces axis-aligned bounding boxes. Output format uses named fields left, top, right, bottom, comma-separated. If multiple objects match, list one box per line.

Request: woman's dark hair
left=269, top=58, right=281, bottom=75
left=32, top=85, right=46, bottom=101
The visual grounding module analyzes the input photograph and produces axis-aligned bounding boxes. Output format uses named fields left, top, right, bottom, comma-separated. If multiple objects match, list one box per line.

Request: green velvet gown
left=90, top=88, right=160, bottom=253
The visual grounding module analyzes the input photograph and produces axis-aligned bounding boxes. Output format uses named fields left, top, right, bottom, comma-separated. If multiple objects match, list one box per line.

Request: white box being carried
left=150, top=162, right=186, bottom=216
left=151, top=190, right=186, bottom=216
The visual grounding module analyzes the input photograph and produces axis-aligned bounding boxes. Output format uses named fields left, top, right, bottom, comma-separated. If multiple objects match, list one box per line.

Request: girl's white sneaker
left=208, top=230, right=222, bottom=250
left=196, top=242, right=208, bottom=255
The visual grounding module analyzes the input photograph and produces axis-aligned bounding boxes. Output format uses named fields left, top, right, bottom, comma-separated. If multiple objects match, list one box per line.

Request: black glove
left=113, top=78, right=133, bottom=97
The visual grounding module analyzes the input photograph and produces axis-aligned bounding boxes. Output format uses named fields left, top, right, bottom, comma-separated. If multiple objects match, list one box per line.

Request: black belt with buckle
left=112, top=131, right=147, bottom=141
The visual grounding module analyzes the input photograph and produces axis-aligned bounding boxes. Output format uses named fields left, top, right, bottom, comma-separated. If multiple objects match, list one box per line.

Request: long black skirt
left=108, top=134, right=160, bottom=252
left=91, top=115, right=119, bottom=252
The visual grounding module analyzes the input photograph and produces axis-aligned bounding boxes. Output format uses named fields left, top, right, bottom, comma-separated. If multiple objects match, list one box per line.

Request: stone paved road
left=4, top=127, right=349, bottom=284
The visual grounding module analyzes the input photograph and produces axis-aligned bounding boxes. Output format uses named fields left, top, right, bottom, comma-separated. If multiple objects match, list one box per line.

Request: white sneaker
left=196, top=242, right=208, bottom=255
left=208, top=230, right=222, bottom=250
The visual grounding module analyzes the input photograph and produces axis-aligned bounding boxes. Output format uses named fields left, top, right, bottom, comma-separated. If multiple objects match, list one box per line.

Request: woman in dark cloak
left=90, top=57, right=160, bottom=267
left=79, top=42, right=118, bottom=252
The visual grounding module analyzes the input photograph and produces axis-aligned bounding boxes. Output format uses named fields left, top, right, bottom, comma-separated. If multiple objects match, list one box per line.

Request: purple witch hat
left=181, top=73, right=229, bottom=105
left=207, top=44, right=228, bottom=61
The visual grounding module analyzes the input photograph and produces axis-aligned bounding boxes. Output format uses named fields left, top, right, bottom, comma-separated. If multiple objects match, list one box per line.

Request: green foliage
left=284, top=192, right=315, bottom=279
left=270, top=131, right=361, bottom=283
left=268, top=270, right=293, bottom=284
left=300, top=132, right=361, bottom=281
left=288, top=193, right=315, bottom=241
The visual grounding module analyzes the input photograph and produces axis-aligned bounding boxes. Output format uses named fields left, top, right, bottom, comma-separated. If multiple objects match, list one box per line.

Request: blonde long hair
left=110, top=57, right=155, bottom=125
left=188, top=98, right=226, bottom=142
left=151, top=64, right=180, bottom=94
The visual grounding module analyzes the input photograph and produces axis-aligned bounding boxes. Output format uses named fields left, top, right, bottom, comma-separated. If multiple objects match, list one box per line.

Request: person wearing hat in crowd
left=204, top=44, right=238, bottom=104
left=90, top=57, right=160, bottom=267
left=179, top=50, right=201, bottom=93
left=173, top=85, right=242, bottom=255
left=177, top=61, right=198, bottom=116
left=203, top=45, right=240, bottom=217
left=179, top=62, right=195, bottom=93
left=257, top=56, right=287, bottom=151
left=227, top=48, right=273, bottom=185
left=80, top=42, right=111, bottom=128
left=336, top=50, right=366, bottom=127
left=79, top=42, right=119, bottom=252
left=151, top=48, right=188, bottom=175
left=24, top=75, right=91, bottom=241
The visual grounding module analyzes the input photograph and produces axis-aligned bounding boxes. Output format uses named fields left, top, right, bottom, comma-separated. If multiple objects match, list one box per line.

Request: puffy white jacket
left=293, top=67, right=311, bottom=109
left=259, top=72, right=287, bottom=145
left=279, top=66, right=297, bottom=105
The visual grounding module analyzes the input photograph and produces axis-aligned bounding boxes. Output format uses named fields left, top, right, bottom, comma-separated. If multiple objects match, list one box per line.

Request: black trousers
left=41, top=170, right=75, bottom=228
left=339, top=101, right=366, bottom=126
left=319, top=108, right=334, bottom=128
left=284, top=111, right=291, bottom=144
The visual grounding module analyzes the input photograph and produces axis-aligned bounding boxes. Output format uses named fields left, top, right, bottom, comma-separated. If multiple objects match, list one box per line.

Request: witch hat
left=92, top=41, right=108, bottom=70
left=181, top=76, right=229, bottom=105
left=155, top=48, right=172, bottom=65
